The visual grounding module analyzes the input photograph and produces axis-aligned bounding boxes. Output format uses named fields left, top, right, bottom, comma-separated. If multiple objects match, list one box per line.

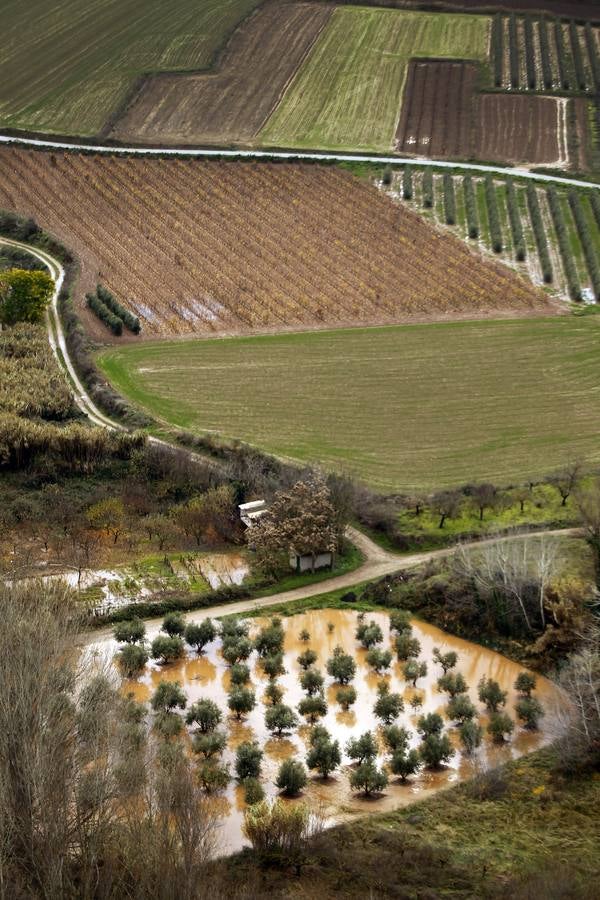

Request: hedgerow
left=508, top=14, right=520, bottom=89
left=569, top=20, right=587, bottom=91
left=86, top=292, right=123, bottom=336
left=97, top=284, right=141, bottom=334
left=492, top=13, right=504, bottom=87
left=443, top=173, right=456, bottom=225
left=539, top=16, right=554, bottom=90
left=554, top=19, right=569, bottom=89
left=422, top=169, right=433, bottom=209
left=526, top=183, right=553, bottom=283
left=524, top=17, right=536, bottom=88
left=463, top=176, right=479, bottom=239
left=402, top=165, right=413, bottom=200
left=484, top=175, right=503, bottom=253
left=546, top=186, right=582, bottom=300
left=505, top=178, right=526, bottom=261
left=589, top=190, right=600, bottom=230
left=568, top=191, right=600, bottom=298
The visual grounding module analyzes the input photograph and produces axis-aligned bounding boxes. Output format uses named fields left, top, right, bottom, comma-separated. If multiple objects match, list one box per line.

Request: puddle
left=90, top=609, right=565, bottom=857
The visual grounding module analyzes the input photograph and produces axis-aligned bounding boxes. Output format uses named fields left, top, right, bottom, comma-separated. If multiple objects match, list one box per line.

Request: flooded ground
left=103, top=608, right=564, bottom=856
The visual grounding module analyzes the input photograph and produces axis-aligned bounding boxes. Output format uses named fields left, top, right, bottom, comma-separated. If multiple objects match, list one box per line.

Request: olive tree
left=300, top=668, right=324, bottom=696
left=117, top=643, right=148, bottom=678
left=487, top=712, right=514, bottom=743
left=515, top=697, right=544, bottom=730
left=365, top=647, right=393, bottom=673
left=298, top=695, right=327, bottom=724
left=432, top=647, right=458, bottom=673
left=184, top=618, right=216, bottom=653
left=404, top=659, right=427, bottom=687
left=345, top=731, right=378, bottom=764
left=350, top=761, right=388, bottom=796
left=150, top=634, right=185, bottom=664
left=265, top=703, right=299, bottom=736
left=276, top=759, right=308, bottom=796
left=185, top=698, right=221, bottom=732
left=326, top=646, right=356, bottom=684
left=336, top=685, right=357, bottom=710
left=114, top=618, right=146, bottom=644
left=374, top=683, right=404, bottom=724
left=437, top=672, right=468, bottom=697
left=389, top=747, right=420, bottom=781
left=459, top=720, right=483, bottom=754
left=162, top=611, right=186, bottom=638
left=228, top=686, right=256, bottom=720
left=297, top=648, right=318, bottom=670
left=478, top=676, right=507, bottom=712
left=306, top=727, right=341, bottom=778
left=235, top=741, right=263, bottom=780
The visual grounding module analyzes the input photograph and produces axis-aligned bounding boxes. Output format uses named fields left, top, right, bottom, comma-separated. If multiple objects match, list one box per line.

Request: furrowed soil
left=475, top=94, right=569, bottom=167
left=111, top=2, right=331, bottom=146
left=98, top=317, right=600, bottom=490
left=395, top=60, right=476, bottom=158
left=0, top=148, right=550, bottom=341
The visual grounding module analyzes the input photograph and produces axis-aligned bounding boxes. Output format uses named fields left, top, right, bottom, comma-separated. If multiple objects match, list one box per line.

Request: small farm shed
left=238, top=500, right=267, bottom=527
left=289, top=551, right=333, bottom=574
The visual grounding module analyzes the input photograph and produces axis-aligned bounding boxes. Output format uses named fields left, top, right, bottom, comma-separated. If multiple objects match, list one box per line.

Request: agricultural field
left=111, top=3, right=332, bottom=146
left=98, top=317, right=600, bottom=490
left=259, top=8, right=491, bottom=153
left=387, top=164, right=600, bottom=303
left=475, top=94, right=572, bottom=167
left=0, top=0, right=263, bottom=136
left=0, top=148, right=549, bottom=341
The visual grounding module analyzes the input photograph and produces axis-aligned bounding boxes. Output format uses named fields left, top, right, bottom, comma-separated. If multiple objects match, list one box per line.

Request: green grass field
left=260, top=8, right=490, bottom=153
left=99, top=317, right=600, bottom=491
left=0, top=0, right=261, bottom=135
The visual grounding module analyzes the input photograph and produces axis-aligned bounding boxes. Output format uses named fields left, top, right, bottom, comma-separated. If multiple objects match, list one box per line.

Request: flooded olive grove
left=94, top=608, right=564, bottom=856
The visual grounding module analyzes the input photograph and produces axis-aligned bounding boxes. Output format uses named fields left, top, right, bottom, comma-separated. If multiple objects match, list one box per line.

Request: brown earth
left=0, top=147, right=552, bottom=342
left=475, top=93, right=566, bottom=165
left=317, top=0, right=600, bottom=20
left=111, top=2, right=331, bottom=146
left=395, top=60, right=477, bottom=158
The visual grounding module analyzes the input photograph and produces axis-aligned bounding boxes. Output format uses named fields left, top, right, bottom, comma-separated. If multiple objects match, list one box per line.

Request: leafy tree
left=389, top=609, right=412, bottom=634
left=254, top=617, right=284, bottom=658
left=221, top=617, right=249, bottom=640
left=151, top=680, right=186, bottom=714
left=276, top=758, right=308, bottom=796
left=410, top=694, right=424, bottom=712
left=197, top=760, right=230, bottom=793
left=297, top=648, right=318, bottom=670
left=437, top=672, right=468, bottom=697
left=261, top=652, right=286, bottom=680
left=184, top=618, right=216, bottom=653
left=432, top=647, right=458, bottom=673
left=117, top=643, right=148, bottom=678
left=446, top=694, right=477, bottom=724
left=487, top=712, right=515, bottom=743
left=300, top=668, right=324, bottom=696
left=114, top=618, right=146, bottom=644
left=235, top=741, right=263, bottom=780
left=228, top=686, right=256, bottom=720
left=514, top=672, right=536, bottom=697
left=395, top=634, right=421, bottom=661
left=326, top=646, right=356, bottom=684
left=389, top=747, right=420, bottom=781
left=299, top=629, right=310, bottom=642
left=345, top=731, right=378, bottom=764
left=419, top=733, right=454, bottom=768
left=459, top=720, right=483, bottom=754
left=185, top=698, right=221, bottom=732
left=162, top=611, right=185, bottom=638
left=306, top=730, right=341, bottom=778
left=336, top=685, right=357, bottom=710
left=381, top=724, right=410, bottom=753
left=404, top=659, right=427, bottom=686
left=298, top=695, right=327, bottom=723
left=471, top=483, right=497, bottom=521
left=264, top=681, right=284, bottom=706
left=515, top=697, right=544, bottom=730
left=355, top=620, right=383, bottom=649
left=86, top=497, right=126, bottom=545
left=0, top=268, right=54, bottom=325
left=417, top=713, right=444, bottom=737
left=478, top=677, right=507, bottom=712
left=350, top=761, right=388, bottom=796
left=433, top=490, right=462, bottom=529
left=192, top=730, right=227, bottom=759
left=175, top=484, right=237, bottom=546
left=374, top=684, right=404, bottom=724
left=365, top=647, right=393, bottom=673
left=150, top=634, right=185, bottom=664
left=265, top=703, right=299, bottom=736
left=230, top=662, right=251, bottom=686
left=222, top=637, right=253, bottom=666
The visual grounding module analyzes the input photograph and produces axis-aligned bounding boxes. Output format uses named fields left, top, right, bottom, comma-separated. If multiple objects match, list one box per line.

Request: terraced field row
left=387, top=165, right=600, bottom=303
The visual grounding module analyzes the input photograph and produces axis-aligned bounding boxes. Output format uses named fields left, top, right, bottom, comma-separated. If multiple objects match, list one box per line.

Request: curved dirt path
left=1, top=133, right=600, bottom=190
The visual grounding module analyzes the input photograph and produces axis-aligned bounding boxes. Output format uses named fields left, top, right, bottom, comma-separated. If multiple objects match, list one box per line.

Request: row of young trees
left=526, top=183, right=553, bottom=283
left=547, top=186, right=582, bottom=300
left=86, top=284, right=141, bottom=336
left=568, top=190, right=600, bottom=298
left=505, top=178, right=526, bottom=261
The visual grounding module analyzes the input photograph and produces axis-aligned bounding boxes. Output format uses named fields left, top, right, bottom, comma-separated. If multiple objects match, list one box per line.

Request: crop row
left=546, top=186, right=582, bottom=299
left=568, top=191, right=600, bottom=298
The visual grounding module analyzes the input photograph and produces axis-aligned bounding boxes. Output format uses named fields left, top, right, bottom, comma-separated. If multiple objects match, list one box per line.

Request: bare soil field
left=395, top=60, right=476, bottom=157
left=0, top=148, right=551, bottom=341
left=475, top=94, right=567, bottom=166
left=111, top=2, right=331, bottom=146
left=332, top=1, right=600, bottom=18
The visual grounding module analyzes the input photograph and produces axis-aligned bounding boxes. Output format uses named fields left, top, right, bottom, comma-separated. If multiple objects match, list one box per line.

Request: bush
left=492, top=13, right=503, bottom=86
left=85, top=291, right=122, bottom=336
left=235, top=741, right=263, bottom=780
left=568, top=191, right=600, bottom=299
left=243, top=799, right=313, bottom=868
left=526, top=183, right=553, bottom=282
left=487, top=711, right=515, bottom=742
left=508, top=14, right=519, bottom=88
left=505, top=178, right=526, bottom=261
left=515, top=696, right=544, bottom=729
left=546, top=186, right=581, bottom=300
left=539, top=16, right=554, bottom=89
left=350, top=760, right=388, bottom=796
left=443, top=173, right=456, bottom=226
left=116, top=643, right=148, bottom=678
left=463, top=175, right=479, bottom=239
left=97, top=284, right=141, bottom=334
left=402, top=165, right=413, bottom=200
left=276, top=758, right=307, bottom=796
left=422, top=169, right=433, bottom=209
left=485, top=175, right=503, bottom=254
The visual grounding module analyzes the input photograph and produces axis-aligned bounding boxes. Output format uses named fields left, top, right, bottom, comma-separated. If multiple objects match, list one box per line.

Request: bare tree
left=556, top=623, right=600, bottom=765
left=432, top=490, right=461, bottom=529
left=471, top=483, right=497, bottom=522
left=551, top=459, right=583, bottom=507
left=576, top=478, right=600, bottom=589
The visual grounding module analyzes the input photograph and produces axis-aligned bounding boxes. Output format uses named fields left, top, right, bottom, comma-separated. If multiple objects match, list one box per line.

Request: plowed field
left=112, top=3, right=331, bottom=146
left=395, top=60, right=476, bottom=158
left=0, top=148, right=550, bottom=341
left=475, top=94, right=568, bottom=166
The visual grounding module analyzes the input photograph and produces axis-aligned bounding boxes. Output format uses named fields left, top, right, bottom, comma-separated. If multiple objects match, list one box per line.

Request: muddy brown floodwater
left=99, top=609, right=564, bottom=856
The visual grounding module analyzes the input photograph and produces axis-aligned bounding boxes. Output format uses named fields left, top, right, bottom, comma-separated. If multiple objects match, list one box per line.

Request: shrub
left=402, top=165, right=413, bottom=200
left=492, top=13, right=504, bottom=86
left=276, top=759, right=308, bottom=796
left=568, top=191, right=600, bottom=299
left=546, top=186, right=581, bottom=300
left=326, top=646, right=356, bottom=684
left=422, top=169, right=433, bottom=209
left=390, top=747, right=420, bottom=781
left=336, top=685, right=357, bottom=710
left=463, top=175, right=479, bottom=239
left=443, top=173, right=456, bottom=225
left=265, top=703, right=299, bottom=736
left=116, top=643, right=148, bottom=678
left=382, top=165, right=392, bottom=187
left=508, top=14, right=519, bottom=88
left=485, top=175, right=503, bottom=254
left=184, top=618, right=216, bottom=652
left=150, top=634, right=185, bottom=664
left=85, top=291, right=122, bottom=336
left=162, top=611, right=185, bottom=637
left=300, top=667, right=324, bottom=695
left=114, top=618, right=146, bottom=644
left=505, top=178, right=526, bottom=261
left=192, top=730, right=227, bottom=759
left=297, top=648, right=318, bottom=670
left=526, top=183, right=552, bottom=283
left=96, top=284, right=141, bottom=334
left=350, top=760, right=388, bottom=796
left=345, top=731, right=378, bottom=764
left=524, top=16, right=536, bottom=88
left=243, top=799, right=313, bottom=867
left=243, top=777, right=265, bottom=805
left=419, top=733, right=454, bottom=768
left=235, top=741, right=263, bottom=780
left=487, top=711, right=515, bottom=742
left=515, top=696, right=544, bottom=729
left=185, top=698, right=221, bottom=732
left=459, top=719, right=483, bottom=753
left=539, top=15, right=554, bottom=89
